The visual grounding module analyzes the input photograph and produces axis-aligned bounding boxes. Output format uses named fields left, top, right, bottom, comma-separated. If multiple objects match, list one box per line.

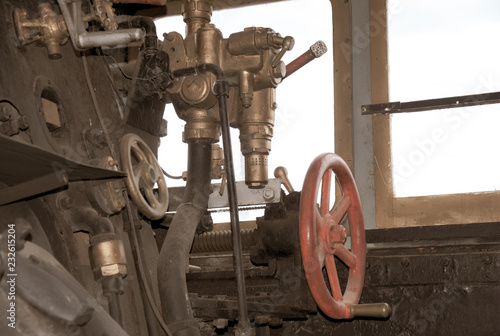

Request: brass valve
left=14, top=3, right=69, bottom=59
left=163, top=0, right=295, bottom=188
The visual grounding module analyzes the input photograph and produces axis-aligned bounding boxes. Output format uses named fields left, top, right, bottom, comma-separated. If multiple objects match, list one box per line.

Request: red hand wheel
left=299, top=153, right=366, bottom=319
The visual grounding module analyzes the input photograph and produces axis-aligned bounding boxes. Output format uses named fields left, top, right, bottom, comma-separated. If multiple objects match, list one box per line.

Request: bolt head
left=263, top=188, right=275, bottom=201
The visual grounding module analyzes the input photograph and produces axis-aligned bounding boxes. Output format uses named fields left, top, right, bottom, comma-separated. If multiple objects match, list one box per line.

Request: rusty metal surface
left=299, top=153, right=366, bottom=319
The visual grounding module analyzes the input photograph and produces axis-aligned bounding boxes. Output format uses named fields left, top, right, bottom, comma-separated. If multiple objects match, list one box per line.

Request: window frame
left=369, top=0, right=500, bottom=228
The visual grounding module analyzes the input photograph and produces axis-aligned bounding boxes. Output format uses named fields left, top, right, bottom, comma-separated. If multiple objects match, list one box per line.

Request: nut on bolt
left=263, top=187, right=275, bottom=201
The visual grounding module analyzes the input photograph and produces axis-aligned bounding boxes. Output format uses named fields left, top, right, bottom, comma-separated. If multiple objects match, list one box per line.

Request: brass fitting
left=14, top=3, right=69, bottom=59
left=89, top=234, right=127, bottom=281
left=163, top=1, right=294, bottom=187
left=182, top=0, right=213, bottom=36
left=181, top=109, right=220, bottom=143
left=211, top=144, right=225, bottom=180
left=239, top=89, right=276, bottom=188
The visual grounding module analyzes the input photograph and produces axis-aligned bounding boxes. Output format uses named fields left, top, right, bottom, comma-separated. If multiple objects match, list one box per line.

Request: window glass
left=388, top=0, right=500, bottom=197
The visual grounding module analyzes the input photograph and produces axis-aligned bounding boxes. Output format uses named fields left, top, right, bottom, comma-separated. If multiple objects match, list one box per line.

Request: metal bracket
left=167, top=178, right=283, bottom=212
left=362, top=91, right=500, bottom=115
left=208, top=178, right=282, bottom=209
left=56, top=0, right=144, bottom=50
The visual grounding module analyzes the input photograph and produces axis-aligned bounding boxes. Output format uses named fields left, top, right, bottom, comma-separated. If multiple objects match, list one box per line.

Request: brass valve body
left=164, top=0, right=294, bottom=187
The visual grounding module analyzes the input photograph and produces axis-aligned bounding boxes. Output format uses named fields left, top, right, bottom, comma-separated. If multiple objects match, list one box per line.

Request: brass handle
left=271, top=36, right=295, bottom=68
left=350, top=303, right=392, bottom=318
left=274, top=166, right=294, bottom=193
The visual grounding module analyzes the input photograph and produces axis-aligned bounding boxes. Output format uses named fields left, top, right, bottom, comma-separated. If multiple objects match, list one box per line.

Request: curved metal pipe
left=72, top=206, right=114, bottom=235
left=119, top=16, right=157, bottom=50
left=158, top=140, right=212, bottom=336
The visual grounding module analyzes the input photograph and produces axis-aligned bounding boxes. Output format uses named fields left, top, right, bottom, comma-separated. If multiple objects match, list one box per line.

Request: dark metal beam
left=0, top=170, right=69, bottom=206
left=361, top=91, right=500, bottom=115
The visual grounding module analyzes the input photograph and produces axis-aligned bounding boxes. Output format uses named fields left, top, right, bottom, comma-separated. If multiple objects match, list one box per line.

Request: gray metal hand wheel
left=120, top=133, right=168, bottom=220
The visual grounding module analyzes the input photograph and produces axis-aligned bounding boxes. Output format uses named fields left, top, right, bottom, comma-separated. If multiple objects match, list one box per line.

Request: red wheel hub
left=299, top=153, right=366, bottom=319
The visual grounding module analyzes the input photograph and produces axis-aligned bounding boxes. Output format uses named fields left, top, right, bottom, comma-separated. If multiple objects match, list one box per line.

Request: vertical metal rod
left=107, top=293, right=124, bottom=327
left=215, top=79, right=251, bottom=332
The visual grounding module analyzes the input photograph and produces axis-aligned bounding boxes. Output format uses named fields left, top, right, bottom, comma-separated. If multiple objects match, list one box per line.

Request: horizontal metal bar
left=362, top=91, right=500, bottom=115
left=0, top=170, right=69, bottom=206
left=167, top=178, right=282, bottom=211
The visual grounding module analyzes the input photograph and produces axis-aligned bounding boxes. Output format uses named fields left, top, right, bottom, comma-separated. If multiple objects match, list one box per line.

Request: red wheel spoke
left=325, top=254, right=343, bottom=301
left=314, top=205, right=324, bottom=231
left=329, top=196, right=351, bottom=225
left=299, top=153, right=366, bottom=319
left=320, top=169, right=332, bottom=216
left=334, top=244, right=357, bottom=269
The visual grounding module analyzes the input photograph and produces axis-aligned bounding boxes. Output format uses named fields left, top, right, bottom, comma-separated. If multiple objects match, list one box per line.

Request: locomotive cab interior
left=0, top=1, right=499, bottom=335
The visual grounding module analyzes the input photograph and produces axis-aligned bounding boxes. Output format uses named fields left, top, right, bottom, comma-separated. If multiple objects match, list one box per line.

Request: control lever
left=271, top=36, right=295, bottom=68
left=350, top=303, right=392, bottom=319
left=284, top=40, right=327, bottom=79
left=274, top=166, right=294, bottom=193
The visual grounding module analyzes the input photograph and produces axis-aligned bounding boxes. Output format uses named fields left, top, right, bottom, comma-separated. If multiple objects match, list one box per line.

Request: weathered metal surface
left=0, top=170, right=68, bottom=206
left=0, top=134, right=126, bottom=186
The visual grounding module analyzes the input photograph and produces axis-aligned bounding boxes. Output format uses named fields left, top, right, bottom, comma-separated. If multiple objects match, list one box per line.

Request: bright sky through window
left=388, top=0, right=500, bottom=197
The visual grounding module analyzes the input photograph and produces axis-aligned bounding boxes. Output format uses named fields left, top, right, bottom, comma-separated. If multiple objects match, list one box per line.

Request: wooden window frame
left=370, top=0, right=500, bottom=228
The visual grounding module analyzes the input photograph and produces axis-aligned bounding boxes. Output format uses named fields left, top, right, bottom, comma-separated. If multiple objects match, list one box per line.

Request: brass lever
left=274, top=166, right=294, bottom=193
left=350, top=303, right=392, bottom=319
left=271, top=36, right=295, bottom=68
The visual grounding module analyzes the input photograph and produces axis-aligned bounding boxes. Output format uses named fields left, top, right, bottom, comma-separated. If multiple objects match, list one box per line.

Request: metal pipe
left=158, top=140, right=213, bottom=336
left=169, top=63, right=252, bottom=334
left=125, top=196, right=173, bottom=336
left=102, top=276, right=125, bottom=326
left=118, top=16, right=158, bottom=50
left=284, top=40, right=327, bottom=79
left=123, top=203, right=163, bottom=335
left=107, top=293, right=123, bottom=326
left=72, top=206, right=115, bottom=236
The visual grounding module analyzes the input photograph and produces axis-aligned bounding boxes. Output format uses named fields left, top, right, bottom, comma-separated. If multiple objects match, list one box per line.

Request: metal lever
left=284, top=40, right=327, bottom=79
left=271, top=36, right=295, bottom=68
left=274, top=166, right=294, bottom=193
left=350, top=303, right=392, bottom=319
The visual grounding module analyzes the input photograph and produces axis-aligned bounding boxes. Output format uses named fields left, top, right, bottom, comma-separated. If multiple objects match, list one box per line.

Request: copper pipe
left=284, top=40, right=327, bottom=79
